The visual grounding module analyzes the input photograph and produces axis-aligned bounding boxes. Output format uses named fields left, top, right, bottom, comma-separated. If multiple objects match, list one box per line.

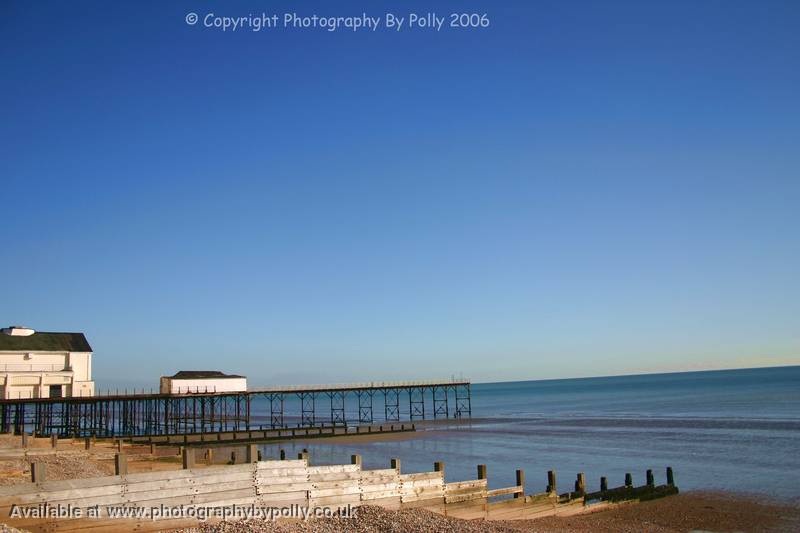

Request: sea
left=254, top=366, right=800, bottom=499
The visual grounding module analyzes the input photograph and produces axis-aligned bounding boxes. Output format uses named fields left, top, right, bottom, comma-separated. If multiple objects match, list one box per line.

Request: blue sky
left=1, top=1, right=799, bottom=389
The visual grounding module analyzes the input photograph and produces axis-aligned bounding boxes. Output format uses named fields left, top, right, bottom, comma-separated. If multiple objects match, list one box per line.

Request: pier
left=0, top=379, right=471, bottom=438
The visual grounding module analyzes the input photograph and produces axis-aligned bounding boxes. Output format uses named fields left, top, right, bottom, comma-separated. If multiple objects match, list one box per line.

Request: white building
left=0, top=326, right=95, bottom=399
left=160, top=371, right=247, bottom=394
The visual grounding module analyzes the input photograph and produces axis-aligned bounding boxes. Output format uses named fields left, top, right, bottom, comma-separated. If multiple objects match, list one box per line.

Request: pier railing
left=0, top=379, right=472, bottom=437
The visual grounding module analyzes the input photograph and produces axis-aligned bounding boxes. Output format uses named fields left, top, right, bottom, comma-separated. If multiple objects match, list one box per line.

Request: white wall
left=161, top=377, right=247, bottom=394
left=0, top=350, right=95, bottom=398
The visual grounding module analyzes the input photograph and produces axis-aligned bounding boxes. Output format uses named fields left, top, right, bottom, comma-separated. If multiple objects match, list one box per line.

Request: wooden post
left=150, top=443, right=156, bottom=455
left=391, top=458, right=401, bottom=473
left=21, top=432, right=28, bottom=447
left=600, top=476, right=608, bottom=491
left=625, top=473, right=633, bottom=487
left=257, top=450, right=262, bottom=461
left=547, top=470, right=557, bottom=494
left=116, top=439, right=123, bottom=452
left=477, top=464, right=487, bottom=480
left=515, top=469, right=525, bottom=498
left=205, top=448, right=213, bottom=464
left=50, top=434, right=58, bottom=449
left=31, top=462, right=45, bottom=483
left=279, top=449, right=286, bottom=460
left=115, top=453, right=128, bottom=476
left=666, top=466, right=675, bottom=486
left=351, top=454, right=362, bottom=467
left=434, top=461, right=445, bottom=476
left=84, top=437, right=92, bottom=450
left=575, top=473, right=586, bottom=494
left=646, top=469, right=654, bottom=487
left=246, top=444, right=258, bottom=463
left=182, top=447, right=195, bottom=469
left=230, top=451, right=238, bottom=464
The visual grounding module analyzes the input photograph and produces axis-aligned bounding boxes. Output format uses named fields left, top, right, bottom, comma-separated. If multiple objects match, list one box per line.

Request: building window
left=49, top=385, right=63, bottom=398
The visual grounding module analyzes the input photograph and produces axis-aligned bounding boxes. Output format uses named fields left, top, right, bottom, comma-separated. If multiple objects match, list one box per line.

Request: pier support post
left=391, top=458, right=401, bottom=473
left=515, top=469, right=525, bottom=498
left=625, top=473, right=633, bottom=487
left=575, top=473, right=586, bottom=495
left=666, top=467, right=674, bottom=486
left=477, top=464, right=487, bottom=480
left=182, top=447, right=195, bottom=469
left=246, top=444, right=258, bottom=463
left=600, top=476, right=608, bottom=491
left=547, top=470, right=557, bottom=494
left=31, top=462, right=45, bottom=483
left=646, top=469, right=654, bottom=487
left=351, top=454, right=362, bottom=467
left=115, top=453, right=128, bottom=476
left=434, top=461, right=445, bottom=476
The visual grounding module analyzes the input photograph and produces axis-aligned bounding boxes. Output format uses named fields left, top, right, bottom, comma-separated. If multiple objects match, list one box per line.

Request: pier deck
left=0, top=380, right=471, bottom=437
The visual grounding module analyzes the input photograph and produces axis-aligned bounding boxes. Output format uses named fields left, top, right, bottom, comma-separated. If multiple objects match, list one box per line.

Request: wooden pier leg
left=115, top=453, right=128, bottom=476
left=646, top=469, right=654, bottom=487
left=50, top=434, right=58, bottom=449
left=351, top=454, right=362, bottom=467
left=434, top=461, right=445, bottom=476
left=547, top=470, right=557, bottom=494
left=391, top=458, right=401, bottom=473
left=600, top=476, right=608, bottom=491
left=575, top=473, right=586, bottom=495
left=182, top=447, right=195, bottom=469
left=246, top=444, right=258, bottom=463
left=625, top=473, right=633, bottom=487
left=31, top=462, right=45, bottom=483
left=515, top=469, right=525, bottom=498
left=477, top=464, right=487, bottom=480
left=666, top=466, right=675, bottom=486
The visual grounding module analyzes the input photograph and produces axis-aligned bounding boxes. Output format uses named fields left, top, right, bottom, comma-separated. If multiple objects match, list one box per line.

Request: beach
left=183, top=494, right=800, bottom=532
left=2, top=431, right=799, bottom=532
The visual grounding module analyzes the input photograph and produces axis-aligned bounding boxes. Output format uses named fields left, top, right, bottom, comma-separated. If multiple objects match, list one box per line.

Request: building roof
left=0, top=332, right=93, bottom=352
left=169, top=370, right=245, bottom=379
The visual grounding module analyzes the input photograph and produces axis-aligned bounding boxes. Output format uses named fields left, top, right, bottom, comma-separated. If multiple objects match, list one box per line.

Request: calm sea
left=255, top=366, right=800, bottom=499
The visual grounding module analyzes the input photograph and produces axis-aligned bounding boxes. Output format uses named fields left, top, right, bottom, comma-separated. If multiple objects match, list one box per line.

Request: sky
left=1, top=1, right=799, bottom=389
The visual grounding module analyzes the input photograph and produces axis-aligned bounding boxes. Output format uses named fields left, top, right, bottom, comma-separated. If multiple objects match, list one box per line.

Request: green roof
left=0, top=332, right=92, bottom=352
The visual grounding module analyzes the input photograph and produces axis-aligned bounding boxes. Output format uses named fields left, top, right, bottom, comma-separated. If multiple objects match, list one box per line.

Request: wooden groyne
left=0, top=380, right=471, bottom=438
left=0, top=449, right=678, bottom=532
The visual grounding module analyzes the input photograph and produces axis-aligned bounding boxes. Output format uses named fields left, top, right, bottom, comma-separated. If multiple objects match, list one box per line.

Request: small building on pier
left=0, top=326, right=95, bottom=399
left=160, top=370, right=247, bottom=394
